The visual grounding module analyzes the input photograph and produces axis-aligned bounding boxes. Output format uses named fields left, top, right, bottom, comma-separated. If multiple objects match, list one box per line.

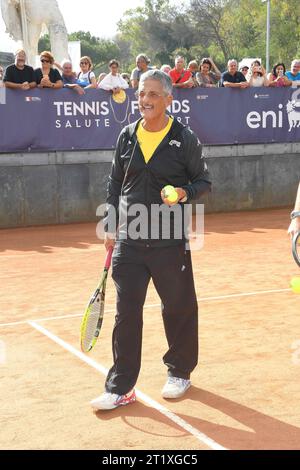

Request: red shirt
left=169, top=68, right=191, bottom=84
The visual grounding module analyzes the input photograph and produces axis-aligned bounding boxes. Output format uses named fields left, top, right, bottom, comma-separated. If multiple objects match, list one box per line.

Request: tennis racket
left=292, top=231, right=300, bottom=268
left=80, top=247, right=113, bottom=353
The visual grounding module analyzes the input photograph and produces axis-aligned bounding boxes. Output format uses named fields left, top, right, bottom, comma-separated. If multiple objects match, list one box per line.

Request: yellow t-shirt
left=137, top=117, right=173, bottom=164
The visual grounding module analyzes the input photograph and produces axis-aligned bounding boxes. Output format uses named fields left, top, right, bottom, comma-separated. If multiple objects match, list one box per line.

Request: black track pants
left=105, top=242, right=198, bottom=395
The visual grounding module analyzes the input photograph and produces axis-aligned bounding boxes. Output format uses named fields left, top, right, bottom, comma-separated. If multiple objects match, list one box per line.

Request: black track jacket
left=104, top=117, right=212, bottom=247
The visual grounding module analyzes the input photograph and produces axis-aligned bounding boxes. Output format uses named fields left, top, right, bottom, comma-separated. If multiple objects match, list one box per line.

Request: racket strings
left=296, top=237, right=300, bottom=262
left=293, top=232, right=300, bottom=268
left=81, top=293, right=104, bottom=351
left=80, top=252, right=112, bottom=353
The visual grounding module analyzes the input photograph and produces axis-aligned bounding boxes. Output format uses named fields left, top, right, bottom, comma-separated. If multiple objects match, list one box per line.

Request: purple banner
left=1, top=86, right=300, bottom=152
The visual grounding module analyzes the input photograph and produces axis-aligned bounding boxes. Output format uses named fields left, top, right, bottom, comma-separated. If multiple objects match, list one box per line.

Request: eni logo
left=286, top=86, right=300, bottom=132
left=286, top=99, right=300, bottom=132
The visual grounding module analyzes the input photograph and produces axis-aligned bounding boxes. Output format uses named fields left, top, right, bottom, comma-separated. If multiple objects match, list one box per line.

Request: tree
left=38, top=34, right=51, bottom=53
left=188, top=0, right=232, bottom=64
left=68, top=32, right=121, bottom=72
left=117, top=0, right=193, bottom=67
left=39, top=31, right=121, bottom=74
left=38, top=0, right=300, bottom=74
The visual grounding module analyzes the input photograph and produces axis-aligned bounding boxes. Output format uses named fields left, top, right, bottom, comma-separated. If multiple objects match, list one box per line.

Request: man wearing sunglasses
left=3, top=50, right=36, bottom=90
left=91, top=69, right=211, bottom=411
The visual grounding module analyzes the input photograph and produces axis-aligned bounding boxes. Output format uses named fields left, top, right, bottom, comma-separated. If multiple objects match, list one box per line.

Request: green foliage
left=68, top=31, right=121, bottom=73
left=38, top=34, right=51, bottom=53
left=39, top=31, right=122, bottom=75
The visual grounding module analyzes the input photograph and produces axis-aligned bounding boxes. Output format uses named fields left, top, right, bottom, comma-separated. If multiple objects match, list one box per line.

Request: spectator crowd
left=1, top=49, right=300, bottom=96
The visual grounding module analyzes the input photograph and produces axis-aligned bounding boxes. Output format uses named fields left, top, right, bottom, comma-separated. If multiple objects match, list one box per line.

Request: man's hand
left=104, top=233, right=116, bottom=251
left=288, top=218, right=300, bottom=239
left=21, top=81, right=30, bottom=90
left=240, top=81, right=249, bottom=89
left=75, top=85, right=85, bottom=95
left=161, top=188, right=187, bottom=206
left=183, top=79, right=194, bottom=88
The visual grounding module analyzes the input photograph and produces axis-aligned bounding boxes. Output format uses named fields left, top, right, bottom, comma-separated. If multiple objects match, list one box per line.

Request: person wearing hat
left=130, top=54, right=152, bottom=88
left=239, top=64, right=249, bottom=78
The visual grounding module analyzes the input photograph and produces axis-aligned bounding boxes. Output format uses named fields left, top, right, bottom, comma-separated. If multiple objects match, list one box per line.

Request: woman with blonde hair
left=247, top=65, right=269, bottom=87
left=35, top=51, right=63, bottom=89
left=77, top=56, right=97, bottom=89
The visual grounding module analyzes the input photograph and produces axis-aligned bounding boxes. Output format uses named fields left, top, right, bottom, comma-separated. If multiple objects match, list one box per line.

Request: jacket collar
left=127, top=116, right=186, bottom=141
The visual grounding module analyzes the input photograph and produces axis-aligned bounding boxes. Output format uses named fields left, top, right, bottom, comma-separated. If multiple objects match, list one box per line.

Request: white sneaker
left=90, top=389, right=136, bottom=410
left=162, top=377, right=191, bottom=399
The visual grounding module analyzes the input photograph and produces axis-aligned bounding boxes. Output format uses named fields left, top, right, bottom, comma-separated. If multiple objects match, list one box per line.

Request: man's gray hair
left=228, top=59, right=237, bottom=66
left=291, top=59, right=300, bottom=66
left=139, top=69, right=173, bottom=95
left=61, top=59, right=72, bottom=68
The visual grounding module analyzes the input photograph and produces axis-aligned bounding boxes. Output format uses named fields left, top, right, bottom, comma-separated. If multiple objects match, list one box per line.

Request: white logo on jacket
left=169, top=140, right=181, bottom=148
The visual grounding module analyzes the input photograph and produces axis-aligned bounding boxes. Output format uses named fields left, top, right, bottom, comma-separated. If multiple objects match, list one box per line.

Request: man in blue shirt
left=60, top=60, right=85, bottom=95
left=286, top=60, right=300, bottom=84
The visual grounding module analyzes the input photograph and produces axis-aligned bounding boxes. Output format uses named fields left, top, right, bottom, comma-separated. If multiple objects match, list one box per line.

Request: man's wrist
left=105, top=231, right=117, bottom=239
left=179, top=188, right=188, bottom=203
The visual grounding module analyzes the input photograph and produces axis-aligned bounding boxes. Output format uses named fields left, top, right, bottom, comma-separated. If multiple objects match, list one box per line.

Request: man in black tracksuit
left=91, top=70, right=211, bottom=410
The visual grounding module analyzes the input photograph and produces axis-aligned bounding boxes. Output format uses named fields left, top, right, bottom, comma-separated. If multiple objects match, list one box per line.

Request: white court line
left=28, top=320, right=227, bottom=451
left=0, top=288, right=292, bottom=328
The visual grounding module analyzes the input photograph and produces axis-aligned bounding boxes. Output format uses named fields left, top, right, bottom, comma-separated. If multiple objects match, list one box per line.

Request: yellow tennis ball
left=290, top=277, right=300, bottom=294
left=163, top=185, right=178, bottom=203
left=163, top=185, right=175, bottom=194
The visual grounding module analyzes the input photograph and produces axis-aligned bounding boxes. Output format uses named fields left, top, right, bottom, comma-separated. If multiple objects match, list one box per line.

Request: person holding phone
left=267, top=63, right=290, bottom=87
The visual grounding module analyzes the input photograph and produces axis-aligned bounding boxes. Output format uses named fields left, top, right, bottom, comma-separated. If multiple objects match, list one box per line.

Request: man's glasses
left=135, top=91, right=166, bottom=99
left=41, top=59, right=50, bottom=63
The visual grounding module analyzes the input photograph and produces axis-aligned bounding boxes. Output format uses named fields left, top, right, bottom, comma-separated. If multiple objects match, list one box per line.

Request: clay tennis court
left=1, top=207, right=300, bottom=450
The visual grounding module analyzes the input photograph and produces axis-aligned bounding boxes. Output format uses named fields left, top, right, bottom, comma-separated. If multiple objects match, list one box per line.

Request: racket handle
left=104, top=246, right=113, bottom=270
